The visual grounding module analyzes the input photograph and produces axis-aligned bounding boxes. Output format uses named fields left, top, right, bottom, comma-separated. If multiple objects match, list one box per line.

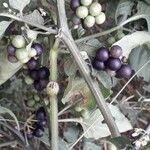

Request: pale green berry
left=84, top=15, right=95, bottom=28
left=15, top=48, right=29, bottom=60
left=89, top=2, right=102, bottom=16
left=20, top=57, right=30, bottom=64
left=107, top=37, right=116, bottom=45
left=27, top=100, right=35, bottom=107
left=25, top=76, right=34, bottom=85
left=12, top=35, right=26, bottom=48
left=76, top=6, right=88, bottom=19
left=95, top=12, right=106, bottom=24
left=81, top=0, right=93, bottom=6
left=28, top=48, right=37, bottom=58
left=34, top=95, right=40, bottom=102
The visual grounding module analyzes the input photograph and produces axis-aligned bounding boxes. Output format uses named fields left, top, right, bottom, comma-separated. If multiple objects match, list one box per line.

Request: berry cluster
left=71, top=0, right=106, bottom=28
left=26, top=107, right=47, bottom=139
left=92, top=45, right=132, bottom=79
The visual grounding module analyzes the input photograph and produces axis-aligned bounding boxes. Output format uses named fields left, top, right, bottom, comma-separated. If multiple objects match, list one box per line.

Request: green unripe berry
left=28, top=48, right=37, bottom=58
left=107, top=37, right=116, bottom=45
left=15, top=48, right=29, bottom=61
left=34, top=95, right=40, bottom=102
left=81, top=0, right=93, bottom=6
left=12, top=35, right=26, bottom=48
left=95, top=12, right=106, bottom=24
left=89, top=2, right=102, bottom=16
left=20, top=57, right=30, bottom=64
left=27, top=100, right=35, bottom=107
left=25, top=76, right=34, bottom=85
left=76, top=6, right=88, bottom=19
left=84, top=15, right=95, bottom=28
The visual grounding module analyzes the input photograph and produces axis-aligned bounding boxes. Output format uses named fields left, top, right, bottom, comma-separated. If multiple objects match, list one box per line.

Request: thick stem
left=48, top=39, right=60, bottom=150
left=56, top=0, right=120, bottom=137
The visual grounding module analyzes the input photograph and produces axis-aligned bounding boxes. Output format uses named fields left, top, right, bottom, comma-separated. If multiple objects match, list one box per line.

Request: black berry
left=36, top=107, right=46, bottom=120
left=116, top=64, right=132, bottom=79
left=38, top=67, right=50, bottom=79
left=110, top=45, right=122, bottom=58
left=92, top=59, right=105, bottom=70
left=38, top=119, right=47, bottom=127
left=30, top=69, right=39, bottom=80
left=31, top=43, right=43, bottom=56
left=27, top=58, right=39, bottom=70
left=7, top=45, right=16, bottom=56
left=106, top=58, right=121, bottom=71
left=33, top=127, right=44, bottom=138
left=96, top=47, right=109, bottom=62
left=70, top=0, right=80, bottom=11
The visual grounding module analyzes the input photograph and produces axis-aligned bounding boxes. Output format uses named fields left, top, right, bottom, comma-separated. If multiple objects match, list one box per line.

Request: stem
left=56, top=0, right=120, bottom=137
left=0, top=13, right=57, bottom=34
left=48, top=39, right=60, bottom=150
left=0, top=141, right=17, bottom=148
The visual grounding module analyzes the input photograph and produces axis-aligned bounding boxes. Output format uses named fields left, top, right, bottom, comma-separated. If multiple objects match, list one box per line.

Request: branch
left=56, top=0, right=120, bottom=137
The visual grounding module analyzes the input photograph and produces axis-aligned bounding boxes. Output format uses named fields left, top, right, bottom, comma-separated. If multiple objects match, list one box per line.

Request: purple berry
left=30, top=69, right=39, bottom=80
left=27, top=58, right=39, bottom=70
left=38, top=67, right=50, bottom=79
left=7, top=45, right=16, bottom=56
left=31, top=43, right=43, bottom=56
left=34, top=80, right=42, bottom=91
left=96, top=47, right=109, bottom=62
left=110, top=45, right=122, bottom=58
left=39, top=79, right=49, bottom=88
left=92, top=59, right=105, bottom=70
left=36, top=107, right=46, bottom=120
left=107, top=58, right=121, bottom=71
left=70, top=0, right=80, bottom=11
left=38, top=119, right=47, bottom=127
left=33, top=128, right=44, bottom=138
left=116, top=64, right=132, bottom=79
left=7, top=55, right=18, bottom=63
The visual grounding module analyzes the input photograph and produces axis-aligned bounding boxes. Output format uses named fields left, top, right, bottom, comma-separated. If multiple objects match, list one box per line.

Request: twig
left=56, top=0, right=120, bottom=138
left=0, top=140, right=17, bottom=148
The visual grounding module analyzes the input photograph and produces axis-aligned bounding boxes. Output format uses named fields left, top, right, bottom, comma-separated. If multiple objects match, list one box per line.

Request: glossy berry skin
left=36, top=107, right=46, bottom=120
left=116, top=64, right=132, bottom=79
left=107, top=58, right=121, bottom=71
left=33, top=128, right=44, bottom=138
left=31, top=43, right=43, bottom=56
left=27, top=58, right=39, bottom=70
left=7, top=55, right=18, bottom=63
left=70, top=0, right=80, bottom=11
left=92, top=59, right=105, bottom=70
left=38, top=67, right=50, bottom=79
left=30, top=69, right=39, bottom=80
left=38, top=119, right=47, bottom=127
left=110, top=45, right=122, bottom=58
left=7, top=45, right=16, bottom=56
left=96, top=47, right=109, bottom=62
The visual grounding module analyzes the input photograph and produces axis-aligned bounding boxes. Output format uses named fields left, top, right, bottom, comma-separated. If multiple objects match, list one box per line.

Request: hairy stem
left=56, top=0, right=120, bottom=138
left=48, top=39, right=60, bottom=150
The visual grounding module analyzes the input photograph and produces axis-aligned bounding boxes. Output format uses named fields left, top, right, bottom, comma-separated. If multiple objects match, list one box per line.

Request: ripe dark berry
left=36, top=107, right=46, bottom=120
left=38, top=119, right=47, bottom=127
left=96, top=47, right=109, bottom=62
left=106, top=58, right=121, bottom=71
left=7, top=45, right=16, bottom=56
left=92, top=59, right=105, bottom=70
left=70, top=0, right=80, bottom=11
left=30, top=69, right=39, bottom=80
left=34, top=80, right=43, bottom=91
left=31, top=43, right=43, bottom=56
left=27, top=58, right=39, bottom=70
left=39, top=79, right=49, bottom=89
left=116, top=64, right=132, bottom=79
left=33, top=128, right=44, bottom=138
left=38, top=67, right=50, bottom=79
left=110, top=45, right=122, bottom=58
left=7, top=55, right=18, bottom=63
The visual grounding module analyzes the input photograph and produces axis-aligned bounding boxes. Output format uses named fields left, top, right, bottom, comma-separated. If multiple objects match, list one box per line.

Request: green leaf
left=129, top=44, right=150, bottom=82
left=23, top=10, right=44, bottom=25
left=0, top=105, right=20, bottom=130
left=0, top=21, right=12, bottom=38
left=115, top=0, right=134, bottom=24
left=108, top=136, right=131, bottom=149
left=80, top=104, right=132, bottom=139
left=9, top=0, right=30, bottom=13
left=83, top=142, right=102, bottom=150
left=113, top=31, right=150, bottom=58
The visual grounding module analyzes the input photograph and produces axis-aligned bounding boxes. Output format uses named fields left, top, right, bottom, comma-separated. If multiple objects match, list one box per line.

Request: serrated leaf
left=0, top=105, right=20, bottom=130
left=23, top=10, right=44, bottom=25
left=129, top=44, right=150, bottom=82
left=9, top=0, right=30, bottom=13
left=113, top=31, right=150, bottom=58
left=0, top=21, right=12, bottom=38
left=83, top=142, right=102, bottom=150
left=80, top=104, right=132, bottom=139
left=0, top=49, right=22, bottom=85
left=63, top=126, right=80, bottom=143
left=115, top=0, right=134, bottom=24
